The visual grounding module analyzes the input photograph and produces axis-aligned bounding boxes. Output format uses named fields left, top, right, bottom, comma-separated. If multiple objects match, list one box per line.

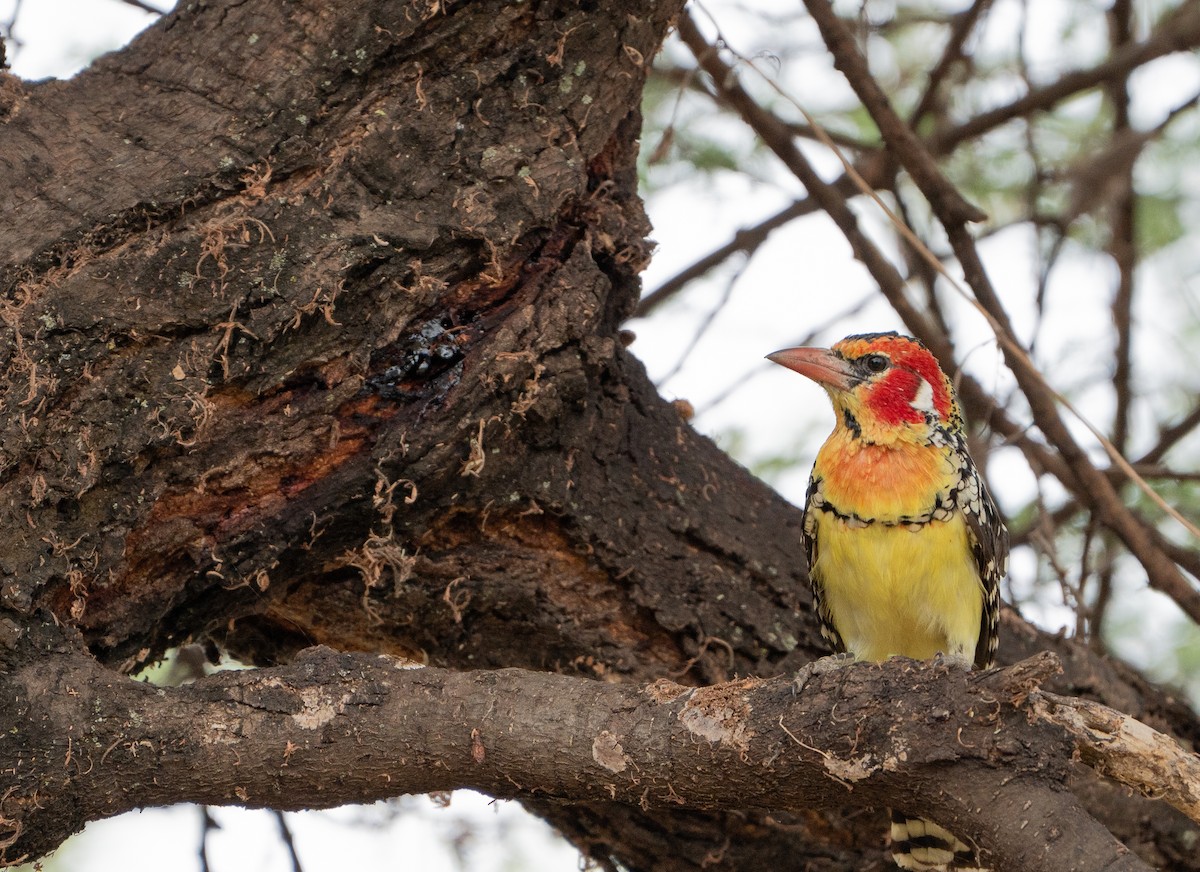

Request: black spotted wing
left=801, top=473, right=847, bottom=656
left=951, top=444, right=1008, bottom=670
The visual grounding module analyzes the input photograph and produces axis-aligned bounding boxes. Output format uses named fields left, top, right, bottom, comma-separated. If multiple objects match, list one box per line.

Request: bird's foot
left=792, top=652, right=856, bottom=695
left=932, top=650, right=974, bottom=670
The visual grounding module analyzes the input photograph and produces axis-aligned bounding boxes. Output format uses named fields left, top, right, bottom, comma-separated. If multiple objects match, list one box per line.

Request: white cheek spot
left=911, top=377, right=936, bottom=413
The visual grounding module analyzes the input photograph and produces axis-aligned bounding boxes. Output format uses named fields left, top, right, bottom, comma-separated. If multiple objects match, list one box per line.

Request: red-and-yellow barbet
left=768, top=332, right=1008, bottom=872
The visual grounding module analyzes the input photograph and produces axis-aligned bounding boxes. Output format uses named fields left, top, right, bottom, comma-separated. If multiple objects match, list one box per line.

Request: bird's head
left=768, top=332, right=962, bottom=444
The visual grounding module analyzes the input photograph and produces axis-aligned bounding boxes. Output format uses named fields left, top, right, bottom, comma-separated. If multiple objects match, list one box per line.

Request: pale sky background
left=4, top=0, right=1198, bottom=869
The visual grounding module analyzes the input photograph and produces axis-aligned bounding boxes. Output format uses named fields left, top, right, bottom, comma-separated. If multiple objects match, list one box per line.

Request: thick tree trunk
left=0, top=1, right=1196, bottom=869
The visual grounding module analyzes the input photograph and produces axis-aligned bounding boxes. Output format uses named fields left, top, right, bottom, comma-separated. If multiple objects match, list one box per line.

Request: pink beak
left=767, top=346, right=858, bottom=391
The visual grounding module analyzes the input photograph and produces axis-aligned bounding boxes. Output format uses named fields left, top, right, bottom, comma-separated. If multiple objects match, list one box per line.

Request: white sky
left=49, top=795, right=580, bottom=872
left=3, top=0, right=1198, bottom=869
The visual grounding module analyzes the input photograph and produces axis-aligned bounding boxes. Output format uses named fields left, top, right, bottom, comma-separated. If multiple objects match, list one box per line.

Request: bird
left=767, top=331, right=1008, bottom=872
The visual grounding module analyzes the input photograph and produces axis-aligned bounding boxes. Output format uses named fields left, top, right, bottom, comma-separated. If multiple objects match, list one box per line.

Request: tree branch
left=800, top=0, right=985, bottom=225
left=1028, top=690, right=1200, bottom=825
left=1, top=640, right=1162, bottom=872
left=932, top=0, right=1200, bottom=152
left=636, top=197, right=823, bottom=317
left=906, top=0, right=992, bottom=127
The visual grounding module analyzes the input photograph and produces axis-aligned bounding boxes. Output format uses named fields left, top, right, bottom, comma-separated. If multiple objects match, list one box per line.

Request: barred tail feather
left=890, top=811, right=989, bottom=872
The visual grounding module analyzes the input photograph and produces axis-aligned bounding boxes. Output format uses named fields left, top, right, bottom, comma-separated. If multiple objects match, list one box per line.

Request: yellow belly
left=813, top=511, right=983, bottom=665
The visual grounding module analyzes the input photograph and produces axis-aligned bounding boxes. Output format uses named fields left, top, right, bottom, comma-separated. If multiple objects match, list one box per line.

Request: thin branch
left=1080, top=515, right=1102, bottom=648
left=800, top=0, right=986, bottom=225
left=1011, top=403, right=1200, bottom=549
left=1017, top=0, right=1060, bottom=356
left=274, top=810, right=305, bottom=872
left=892, top=182, right=948, bottom=337
left=645, top=63, right=698, bottom=167
left=784, top=120, right=880, bottom=150
left=1011, top=500, right=1200, bottom=587
left=116, top=0, right=168, bottom=14
left=637, top=197, right=822, bottom=318
left=1078, top=0, right=1137, bottom=648
left=931, top=0, right=1200, bottom=153
left=1089, top=540, right=1117, bottom=648
left=1155, top=535, right=1200, bottom=586
left=655, top=257, right=746, bottom=387
left=199, top=806, right=219, bottom=872
left=1143, top=400, right=1200, bottom=466
left=1129, top=465, right=1200, bottom=483
left=1107, top=0, right=1137, bottom=457
left=906, top=0, right=994, bottom=128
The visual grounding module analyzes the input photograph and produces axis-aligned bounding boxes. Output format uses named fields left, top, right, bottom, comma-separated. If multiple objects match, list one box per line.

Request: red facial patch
left=889, top=342, right=952, bottom=419
left=864, top=367, right=925, bottom=425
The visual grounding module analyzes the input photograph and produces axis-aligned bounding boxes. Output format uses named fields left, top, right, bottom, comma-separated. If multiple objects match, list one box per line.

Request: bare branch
left=1106, top=0, right=1137, bottom=457
left=932, top=1, right=1200, bottom=152
left=800, top=0, right=985, bottom=225
left=198, top=807, right=218, bottom=872
left=274, top=810, right=305, bottom=872
left=1030, top=690, right=1200, bottom=825
left=637, top=197, right=822, bottom=317
left=1, top=644, right=1161, bottom=872
left=1143, top=401, right=1200, bottom=466
left=906, top=0, right=994, bottom=127
left=116, top=0, right=167, bottom=14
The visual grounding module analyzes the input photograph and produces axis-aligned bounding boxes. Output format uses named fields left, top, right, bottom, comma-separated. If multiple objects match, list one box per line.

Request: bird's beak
left=766, top=346, right=858, bottom=391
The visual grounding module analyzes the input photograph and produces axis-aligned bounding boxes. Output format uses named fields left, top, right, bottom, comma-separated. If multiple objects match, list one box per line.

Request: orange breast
left=815, top=429, right=953, bottom=521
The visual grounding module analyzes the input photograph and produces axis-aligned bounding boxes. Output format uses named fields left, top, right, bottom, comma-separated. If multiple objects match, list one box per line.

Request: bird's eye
left=863, top=354, right=889, bottom=373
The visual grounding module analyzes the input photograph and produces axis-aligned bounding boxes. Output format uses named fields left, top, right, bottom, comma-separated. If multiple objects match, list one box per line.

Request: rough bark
left=0, top=1, right=1197, bottom=870
left=0, top=636, right=1151, bottom=872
